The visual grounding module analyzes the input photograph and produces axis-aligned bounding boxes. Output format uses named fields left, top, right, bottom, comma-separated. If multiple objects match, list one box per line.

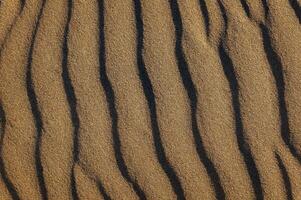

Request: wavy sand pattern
left=0, top=0, right=300, bottom=199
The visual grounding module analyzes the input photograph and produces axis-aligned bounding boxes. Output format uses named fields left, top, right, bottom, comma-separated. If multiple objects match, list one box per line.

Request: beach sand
left=0, top=0, right=300, bottom=199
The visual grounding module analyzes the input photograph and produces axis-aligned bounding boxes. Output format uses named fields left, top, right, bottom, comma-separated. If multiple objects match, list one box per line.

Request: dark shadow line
left=261, top=0, right=269, bottom=18
left=217, top=0, right=228, bottom=32
left=97, top=0, right=146, bottom=199
left=217, top=2, right=264, bottom=199
left=0, top=104, right=20, bottom=200
left=25, top=0, right=48, bottom=199
left=97, top=180, right=112, bottom=200
left=198, top=0, right=210, bottom=36
left=260, top=23, right=301, bottom=163
left=275, top=153, right=293, bottom=200
left=0, top=0, right=26, bottom=54
left=218, top=44, right=264, bottom=200
left=70, top=171, right=78, bottom=200
left=20, top=0, right=25, bottom=10
left=61, top=0, right=80, bottom=200
left=169, top=0, right=226, bottom=199
left=133, top=0, right=185, bottom=199
left=239, top=0, right=251, bottom=18
left=288, top=0, right=301, bottom=23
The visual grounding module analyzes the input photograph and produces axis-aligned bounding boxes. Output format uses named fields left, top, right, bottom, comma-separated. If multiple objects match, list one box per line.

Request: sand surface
left=0, top=0, right=300, bottom=199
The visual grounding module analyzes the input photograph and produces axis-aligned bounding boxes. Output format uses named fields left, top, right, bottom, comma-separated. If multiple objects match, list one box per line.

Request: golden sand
left=0, top=0, right=300, bottom=199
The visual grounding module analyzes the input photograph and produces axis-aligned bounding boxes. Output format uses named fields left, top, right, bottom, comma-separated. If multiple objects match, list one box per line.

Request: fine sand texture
left=0, top=0, right=300, bottom=199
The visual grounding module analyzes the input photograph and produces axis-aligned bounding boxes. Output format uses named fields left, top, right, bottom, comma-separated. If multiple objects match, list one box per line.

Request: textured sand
left=0, top=0, right=300, bottom=199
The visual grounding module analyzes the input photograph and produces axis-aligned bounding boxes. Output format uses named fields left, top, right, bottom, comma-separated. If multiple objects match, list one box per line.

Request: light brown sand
left=0, top=0, right=300, bottom=199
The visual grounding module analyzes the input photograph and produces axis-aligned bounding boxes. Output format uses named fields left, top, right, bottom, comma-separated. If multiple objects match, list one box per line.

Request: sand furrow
left=245, top=0, right=265, bottom=23
left=178, top=0, right=258, bottom=199
left=104, top=0, right=177, bottom=199
left=74, top=163, right=106, bottom=200
left=142, top=0, right=221, bottom=199
left=288, top=0, right=301, bottom=23
left=0, top=104, right=18, bottom=200
left=259, top=23, right=301, bottom=163
left=0, top=0, right=46, bottom=199
left=264, top=0, right=301, bottom=159
left=67, top=0, right=138, bottom=199
left=25, top=0, right=49, bottom=198
left=277, top=147, right=301, bottom=199
left=219, top=0, right=296, bottom=198
left=59, top=0, right=81, bottom=199
left=0, top=0, right=22, bottom=50
left=218, top=43, right=265, bottom=200
left=29, top=0, right=74, bottom=199
left=203, top=0, right=225, bottom=46
left=275, top=153, right=293, bottom=200
left=198, top=0, right=210, bottom=36
left=96, top=0, right=146, bottom=198
left=170, top=0, right=227, bottom=199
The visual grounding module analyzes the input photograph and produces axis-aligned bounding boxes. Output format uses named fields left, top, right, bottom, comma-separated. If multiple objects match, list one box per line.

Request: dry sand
left=0, top=0, right=300, bottom=199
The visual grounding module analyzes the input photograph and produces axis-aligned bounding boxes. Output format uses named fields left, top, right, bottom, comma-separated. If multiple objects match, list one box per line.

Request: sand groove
left=0, top=0, right=300, bottom=199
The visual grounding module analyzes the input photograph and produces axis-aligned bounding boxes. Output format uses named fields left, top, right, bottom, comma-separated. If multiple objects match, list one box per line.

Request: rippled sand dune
left=0, top=0, right=300, bottom=199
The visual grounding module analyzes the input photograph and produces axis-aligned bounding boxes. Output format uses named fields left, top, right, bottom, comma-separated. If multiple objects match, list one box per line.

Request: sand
left=0, top=0, right=300, bottom=199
